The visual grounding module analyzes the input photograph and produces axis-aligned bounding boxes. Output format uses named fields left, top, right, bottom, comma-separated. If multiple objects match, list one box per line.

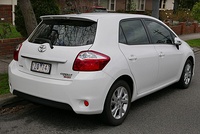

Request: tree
left=192, top=2, right=200, bottom=22
left=18, top=0, right=37, bottom=36
left=173, top=0, right=199, bottom=12
left=15, top=0, right=60, bottom=37
left=179, top=0, right=199, bottom=10
left=173, top=0, right=181, bottom=13
left=60, top=0, right=94, bottom=14
left=152, top=0, right=160, bottom=18
left=32, top=0, right=60, bottom=23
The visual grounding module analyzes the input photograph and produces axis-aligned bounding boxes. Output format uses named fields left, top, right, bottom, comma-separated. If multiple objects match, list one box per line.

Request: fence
left=1, top=22, right=200, bottom=57
left=0, top=38, right=24, bottom=57
left=166, top=22, right=200, bottom=35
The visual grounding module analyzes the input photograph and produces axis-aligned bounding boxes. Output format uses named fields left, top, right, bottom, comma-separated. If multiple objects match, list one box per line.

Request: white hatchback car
left=9, top=13, right=195, bottom=125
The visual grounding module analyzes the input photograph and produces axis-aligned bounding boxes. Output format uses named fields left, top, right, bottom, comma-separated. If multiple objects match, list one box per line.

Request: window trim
left=142, top=18, right=176, bottom=45
left=136, top=0, right=146, bottom=11
left=119, top=25, right=128, bottom=44
left=159, top=0, right=166, bottom=9
left=28, top=19, right=97, bottom=47
left=119, top=18, right=151, bottom=45
left=108, top=0, right=116, bottom=11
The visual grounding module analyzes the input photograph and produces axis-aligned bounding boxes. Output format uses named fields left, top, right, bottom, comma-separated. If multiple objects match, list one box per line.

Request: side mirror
left=174, top=37, right=182, bottom=50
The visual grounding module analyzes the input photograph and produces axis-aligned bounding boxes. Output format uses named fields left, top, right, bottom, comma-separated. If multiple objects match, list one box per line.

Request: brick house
left=97, top=0, right=174, bottom=12
left=0, top=0, right=175, bottom=24
left=0, top=0, right=17, bottom=25
left=57, top=0, right=174, bottom=13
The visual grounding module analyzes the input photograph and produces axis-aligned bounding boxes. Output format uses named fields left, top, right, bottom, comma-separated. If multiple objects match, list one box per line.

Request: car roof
left=40, top=13, right=157, bottom=22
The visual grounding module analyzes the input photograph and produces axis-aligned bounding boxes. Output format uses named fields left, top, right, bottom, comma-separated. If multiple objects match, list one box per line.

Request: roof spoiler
left=40, top=16, right=95, bottom=22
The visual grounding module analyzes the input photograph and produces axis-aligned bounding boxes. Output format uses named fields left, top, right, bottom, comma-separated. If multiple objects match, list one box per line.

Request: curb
left=0, top=93, right=24, bottom=108
left=0, top=59, right=12, bottom=74
left=193, top=47, right=200, bottom=53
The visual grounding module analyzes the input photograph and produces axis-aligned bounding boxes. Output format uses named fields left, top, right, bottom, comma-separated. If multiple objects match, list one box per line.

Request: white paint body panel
left=9, top=13, right=195, bottom=114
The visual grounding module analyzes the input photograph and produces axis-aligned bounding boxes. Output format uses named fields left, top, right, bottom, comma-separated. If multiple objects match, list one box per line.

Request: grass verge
left=186, top=39, right=200, bottom=47
left=0, top=73, right=9, bottom=95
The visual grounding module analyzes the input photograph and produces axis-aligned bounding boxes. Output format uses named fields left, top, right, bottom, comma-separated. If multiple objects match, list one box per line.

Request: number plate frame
left=31, top=61, right=51, bottom=74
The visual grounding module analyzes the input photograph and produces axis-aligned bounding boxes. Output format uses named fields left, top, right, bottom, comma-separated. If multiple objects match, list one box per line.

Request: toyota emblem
left=38, top=45, right=46, bottom=52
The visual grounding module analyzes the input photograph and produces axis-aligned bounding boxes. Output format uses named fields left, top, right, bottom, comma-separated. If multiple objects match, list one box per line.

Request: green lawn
left=0, top=73, right=9, bottom=95
left=186, top=38, right=200, bottom=47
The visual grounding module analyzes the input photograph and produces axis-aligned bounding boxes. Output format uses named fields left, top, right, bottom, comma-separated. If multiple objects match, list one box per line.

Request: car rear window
left=29, top=19, right=97, bottom=46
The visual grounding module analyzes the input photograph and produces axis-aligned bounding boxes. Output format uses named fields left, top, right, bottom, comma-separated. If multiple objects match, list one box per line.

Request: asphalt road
left=0, top=52, right=200, bottom=134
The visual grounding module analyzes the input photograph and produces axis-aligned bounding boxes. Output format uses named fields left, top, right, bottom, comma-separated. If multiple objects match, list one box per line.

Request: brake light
left=73, top=51, right=110, bottom=71
left=13, top=43, right=22, bottom=61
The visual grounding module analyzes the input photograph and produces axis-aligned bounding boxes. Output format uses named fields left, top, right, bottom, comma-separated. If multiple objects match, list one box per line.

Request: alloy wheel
left=184, top=63, right=192, bottom=85
left=110, top=86, right=129, bottom=119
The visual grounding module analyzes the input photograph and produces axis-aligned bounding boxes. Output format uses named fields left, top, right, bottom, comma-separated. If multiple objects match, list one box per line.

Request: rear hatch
left=18, top=17, right=97, bottom=80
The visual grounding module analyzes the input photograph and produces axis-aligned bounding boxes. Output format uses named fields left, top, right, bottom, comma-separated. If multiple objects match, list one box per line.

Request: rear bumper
left=13, top=90, right=73, bottom=110
left=9, top=60, right=113, bottom=114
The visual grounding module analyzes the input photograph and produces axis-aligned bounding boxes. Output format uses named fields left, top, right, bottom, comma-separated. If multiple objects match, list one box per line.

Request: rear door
left=18, top=18, right=97, bottom=80
left=119, top=19, right=158, bottom=94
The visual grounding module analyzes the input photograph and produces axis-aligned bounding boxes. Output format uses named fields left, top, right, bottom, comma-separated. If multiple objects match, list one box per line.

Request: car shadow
left=0, top=84, right=184, bottom=131
left=130, top=84, right=180, bottom=111
left=26, top=85, right=181, bottom=128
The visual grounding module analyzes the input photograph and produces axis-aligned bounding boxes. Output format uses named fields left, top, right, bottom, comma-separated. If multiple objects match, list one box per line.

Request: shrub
left=0, top=23, right=21, bottom=39
left=172, top=9, right=193, bottom=22
left=192, top=2, right=200, bottom=22
left=0, top=23, right=11, bottom=39
left=159, top=9, right=194, bottom=24
left=15, top=6, right=27, bottom=37
left=15, top=0, right=60, bottom=37
left=32, top=0, right=60, bottom=23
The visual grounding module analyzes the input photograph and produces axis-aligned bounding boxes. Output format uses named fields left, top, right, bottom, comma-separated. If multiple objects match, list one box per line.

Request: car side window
left=119, top=19, right=149, bottom=45
left=144, top=20, right=173, bottom=44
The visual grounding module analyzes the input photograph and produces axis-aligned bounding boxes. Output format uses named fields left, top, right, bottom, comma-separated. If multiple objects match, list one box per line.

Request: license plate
left=31, top=61, right=51, bottom=74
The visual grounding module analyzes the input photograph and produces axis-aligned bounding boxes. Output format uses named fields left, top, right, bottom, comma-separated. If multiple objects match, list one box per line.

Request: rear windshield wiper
left=34, top=38, right=54, bottom=49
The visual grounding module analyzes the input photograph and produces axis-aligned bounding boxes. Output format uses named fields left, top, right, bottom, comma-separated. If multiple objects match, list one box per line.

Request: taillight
left=73, top=51, right=110, bottom=71
left=13, top=43, right=22, bottom=61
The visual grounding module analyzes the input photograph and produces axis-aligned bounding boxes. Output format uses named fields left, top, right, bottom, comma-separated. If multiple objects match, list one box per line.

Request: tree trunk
left=152, top=0, right=160, bottom=19
left=18, top=0, right=37, bottom=36
left=173, top=0, right=180, bottom=14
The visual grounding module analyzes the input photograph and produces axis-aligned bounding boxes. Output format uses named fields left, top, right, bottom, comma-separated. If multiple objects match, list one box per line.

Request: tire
left=102, top=80, right=131, bottom=126
left=178, top=60, right=193, bottom=89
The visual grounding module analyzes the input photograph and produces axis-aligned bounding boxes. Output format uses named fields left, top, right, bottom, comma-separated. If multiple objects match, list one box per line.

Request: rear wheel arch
left=114, top=75, right=134, bottom=98
left=103, top=75, right=134, bottom=107
left=102, top=75, right=134, bottom=125
left=103, top=75, right=134, bottom=109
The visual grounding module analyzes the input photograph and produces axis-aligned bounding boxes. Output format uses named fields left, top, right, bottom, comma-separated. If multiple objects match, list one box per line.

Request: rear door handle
left=128, top=55, right=137, bottom=61
left=159, top=52, right=165, bottom=58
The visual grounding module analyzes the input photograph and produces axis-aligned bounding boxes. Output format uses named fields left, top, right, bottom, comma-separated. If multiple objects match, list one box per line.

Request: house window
left=109, top=0, right=116, bottom=11
left=136, top=0, right=145, bottom=11
left=160, top=0, right=166, bottom=9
